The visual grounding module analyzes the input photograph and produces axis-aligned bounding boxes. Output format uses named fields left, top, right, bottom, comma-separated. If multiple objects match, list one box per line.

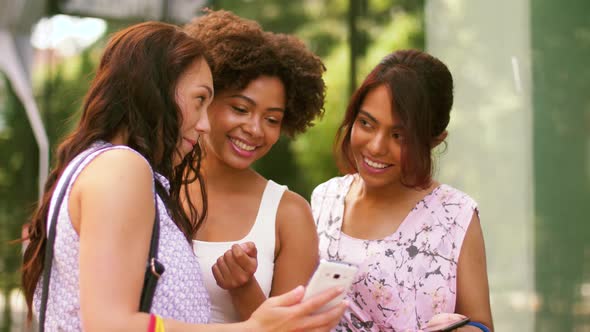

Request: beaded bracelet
left=466, top=321, right=490, bottom=332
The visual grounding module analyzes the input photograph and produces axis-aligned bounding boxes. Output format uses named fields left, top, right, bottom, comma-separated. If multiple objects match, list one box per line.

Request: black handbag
left=38, top=147, right=165, bottom=331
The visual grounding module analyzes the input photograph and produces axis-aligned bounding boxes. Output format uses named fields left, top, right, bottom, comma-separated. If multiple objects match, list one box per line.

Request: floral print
left=311, top=175, right=477, bottom=332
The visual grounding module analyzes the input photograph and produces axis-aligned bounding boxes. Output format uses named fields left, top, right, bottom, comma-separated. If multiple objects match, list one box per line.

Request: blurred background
left=0, top=0, right=588, bottom=331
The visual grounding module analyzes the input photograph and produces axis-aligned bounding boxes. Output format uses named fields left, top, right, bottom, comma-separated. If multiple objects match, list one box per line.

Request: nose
left=195, top=108, right=211, bottom=135
left=367, top=131, right=388, bottom=156
left=242, top=116, right=262, bottom=138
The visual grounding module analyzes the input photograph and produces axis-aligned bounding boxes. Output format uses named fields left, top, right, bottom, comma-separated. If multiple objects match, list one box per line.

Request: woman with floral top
left=311, top=49, right=493, bottom=332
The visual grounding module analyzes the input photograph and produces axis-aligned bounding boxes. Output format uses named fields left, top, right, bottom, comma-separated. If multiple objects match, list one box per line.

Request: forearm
left=229, top=277, right=267, bottom=321
left=164, top=319, right=252, bottom=332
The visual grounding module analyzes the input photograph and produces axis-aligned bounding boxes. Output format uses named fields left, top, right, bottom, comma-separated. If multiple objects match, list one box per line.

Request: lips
left=229, top=137, right=256, bottom=151
left=360, top=154, right=393, bottom=173
left=228, top=136, right=259, bottom=157
left=363, top=156, right=391, bottom=169
left=184, top=137, right=197, bottom=147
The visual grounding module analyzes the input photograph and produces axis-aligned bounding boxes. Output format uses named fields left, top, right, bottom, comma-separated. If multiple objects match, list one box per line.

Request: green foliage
left=230, top=0, right=426, bottom=198
left=0, top=43, right=101, bottom=330
left=0, top=0, right=425, bottom=310
left=292, top=3, right=425, bottom=197
left=0, top=76, right=37, bottom=292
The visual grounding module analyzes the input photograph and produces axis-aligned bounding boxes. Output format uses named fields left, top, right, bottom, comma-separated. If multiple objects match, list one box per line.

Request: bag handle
left=38, top=147, right=163, bottom=331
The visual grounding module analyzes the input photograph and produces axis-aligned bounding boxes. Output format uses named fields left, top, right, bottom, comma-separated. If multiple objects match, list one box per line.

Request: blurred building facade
left=427, top=1, right=590, bottom=331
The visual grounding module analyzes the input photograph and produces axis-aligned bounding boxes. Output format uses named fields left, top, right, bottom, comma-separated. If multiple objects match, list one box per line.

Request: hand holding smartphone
left=423, top=313, right=470, bottom=332
left=302, top=260, right=358, bottom=313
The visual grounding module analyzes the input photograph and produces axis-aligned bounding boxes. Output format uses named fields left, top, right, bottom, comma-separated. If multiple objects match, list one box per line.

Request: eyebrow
left=358, top=110, right=403, bottom=129
left=229, top=94, right=285, bottom=112
left=202, top=85, right=213, bottom=98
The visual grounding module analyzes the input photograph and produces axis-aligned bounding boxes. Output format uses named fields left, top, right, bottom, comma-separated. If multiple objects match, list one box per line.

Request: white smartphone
left=302, top=259, right=358, bottom=313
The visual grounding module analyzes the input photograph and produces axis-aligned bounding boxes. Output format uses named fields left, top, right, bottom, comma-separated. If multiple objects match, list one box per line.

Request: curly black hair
left=184, top=9, right=326, bottom=136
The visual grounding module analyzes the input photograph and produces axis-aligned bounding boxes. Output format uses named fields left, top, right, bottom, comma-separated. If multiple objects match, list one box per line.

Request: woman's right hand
left=213, top=242, right=258, bottom=290
left=245, top=285, right=347, bottom=332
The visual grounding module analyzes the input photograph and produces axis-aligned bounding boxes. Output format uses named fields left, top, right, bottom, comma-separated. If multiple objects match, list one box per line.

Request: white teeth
left=230, top=138, right=256, bottom=151
left=364, top=157, right=389, bottom=169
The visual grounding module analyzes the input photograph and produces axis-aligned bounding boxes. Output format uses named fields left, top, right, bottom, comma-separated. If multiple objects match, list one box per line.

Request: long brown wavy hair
left=21, top=21, right=210, bottom=318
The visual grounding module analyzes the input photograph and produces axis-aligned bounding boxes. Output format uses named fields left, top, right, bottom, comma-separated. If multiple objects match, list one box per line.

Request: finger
left=216, top=255, right=232, bottom=280
left=240, top=241, right=258, bottom=258
left=232, top=244, right=257, bottom=274
left=296, top=286, right=345, bottom=316
left=223, top=249, right=250, bottom=285
left=298, top=301, right=348, bottom=331
left=212, top=263, right=226, bottom=287
left=224, top=248, right=247, bottom=273
left=264, top=285, right=305, bottom=307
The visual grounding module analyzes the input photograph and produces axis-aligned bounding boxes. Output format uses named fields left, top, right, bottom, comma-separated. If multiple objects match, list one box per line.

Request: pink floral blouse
left=311, top=175, right=477, bottom=332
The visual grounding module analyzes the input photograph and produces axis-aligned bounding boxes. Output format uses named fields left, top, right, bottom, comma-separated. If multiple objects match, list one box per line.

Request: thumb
left=267, top=285, right=305, bottom=307
left=240, top=241, right=258, bottom=257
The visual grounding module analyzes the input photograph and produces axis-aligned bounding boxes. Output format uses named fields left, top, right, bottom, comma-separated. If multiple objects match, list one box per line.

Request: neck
left=353, top=175, right=438, bottom=206
left=110, top=131, right=128, bottom=145
left=201, top=151, right=258, bottom=191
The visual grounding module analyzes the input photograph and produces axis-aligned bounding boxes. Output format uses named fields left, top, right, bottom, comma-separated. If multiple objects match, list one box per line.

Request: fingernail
left=343, top=300, right=350, bottom=307
left=336, top=287, right=345, bottom=292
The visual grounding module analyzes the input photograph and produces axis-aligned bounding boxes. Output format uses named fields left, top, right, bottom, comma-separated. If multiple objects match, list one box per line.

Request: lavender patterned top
left=311, top=175, right=477, bottom=332
left=33, top=142, right=210, bottom=331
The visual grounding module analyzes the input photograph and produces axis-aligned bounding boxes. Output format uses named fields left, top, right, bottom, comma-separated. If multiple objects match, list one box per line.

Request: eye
left=357, top=118, right=372, bottom=128
left=266, top=116, right=282, bottom=125
left=195, top=96, right=206, bottom=108
left=231, top=105, right=248, bottom=114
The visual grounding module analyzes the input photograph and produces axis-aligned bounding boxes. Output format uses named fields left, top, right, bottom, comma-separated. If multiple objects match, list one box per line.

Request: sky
left=31, top=14, right=107, bottom=57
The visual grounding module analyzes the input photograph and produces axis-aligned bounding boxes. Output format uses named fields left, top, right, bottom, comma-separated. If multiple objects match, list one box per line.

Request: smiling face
left=175, top=58, right=214, bottom=163
left=204, top=75, right=286, bottom=170
left=350, top=84, right=405, bottom=188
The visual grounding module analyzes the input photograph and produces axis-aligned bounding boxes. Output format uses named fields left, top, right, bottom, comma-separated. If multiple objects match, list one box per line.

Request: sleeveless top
left=193, top=180, right=287, bottom=323
left=311, top=175, right=478, bottom=332
left=33, top=142, right=210, bottom=331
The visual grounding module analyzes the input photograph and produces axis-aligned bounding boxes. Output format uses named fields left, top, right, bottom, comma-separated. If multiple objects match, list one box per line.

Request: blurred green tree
left=213, top=0, right=425, bottom=198
left=0, top=45, right=100, bottom=330
left=0, top=3, right=426, bottom=328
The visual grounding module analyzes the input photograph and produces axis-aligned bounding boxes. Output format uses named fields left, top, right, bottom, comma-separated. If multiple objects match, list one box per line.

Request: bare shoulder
left=275, top=189, right=317, bottom=243
left=277, top=189, right=314, bottom=224
left=464, top=212, right=485, bottom=249
left=73, top=148, right=155, bottom=222
left=76, top=148, right=153, bottom=191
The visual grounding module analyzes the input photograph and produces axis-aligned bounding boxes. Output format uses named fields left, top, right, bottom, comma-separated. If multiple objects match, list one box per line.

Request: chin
left=358, top=170, right=399, bottom=188
left=224, top=156, right=255, bottom=170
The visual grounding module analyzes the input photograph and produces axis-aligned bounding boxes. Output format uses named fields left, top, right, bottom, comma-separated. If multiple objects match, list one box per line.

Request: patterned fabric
left=311, top=174, right=477, bottom=332
left=33, top=142, right=210, bottom=331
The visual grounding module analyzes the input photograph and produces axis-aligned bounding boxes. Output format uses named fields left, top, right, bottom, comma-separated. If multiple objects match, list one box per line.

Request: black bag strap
left=139, top=183, right=165, bottom=312
left=38, top=146, right=164, bottom=331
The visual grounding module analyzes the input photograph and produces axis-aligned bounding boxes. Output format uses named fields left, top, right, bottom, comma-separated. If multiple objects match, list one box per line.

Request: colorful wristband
left=155, top=315, right=165, bottom=332
left=466, top=321, right=490, bottom=332
left=147, top=314, right=156, bottom=332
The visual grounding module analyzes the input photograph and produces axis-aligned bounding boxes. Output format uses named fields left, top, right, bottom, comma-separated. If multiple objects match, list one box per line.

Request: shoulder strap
left=38, top=146, right=163, bottom=331
left=249, top=180, right=286, bottom=242
left=139, top=183, right=165, bottom=312
left=258, top=180, right=287, bottom=221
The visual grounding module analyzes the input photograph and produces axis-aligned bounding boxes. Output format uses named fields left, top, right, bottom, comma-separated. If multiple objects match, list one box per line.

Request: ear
left=432, top=130, right=448, bottom=148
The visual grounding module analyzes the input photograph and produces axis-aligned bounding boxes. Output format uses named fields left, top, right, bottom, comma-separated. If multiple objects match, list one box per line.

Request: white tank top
left=193, top=180, right=286, bottom=323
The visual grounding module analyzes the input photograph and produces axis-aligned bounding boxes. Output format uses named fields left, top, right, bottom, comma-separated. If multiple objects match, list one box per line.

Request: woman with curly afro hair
left=184, top=10, right=328, bottom=324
